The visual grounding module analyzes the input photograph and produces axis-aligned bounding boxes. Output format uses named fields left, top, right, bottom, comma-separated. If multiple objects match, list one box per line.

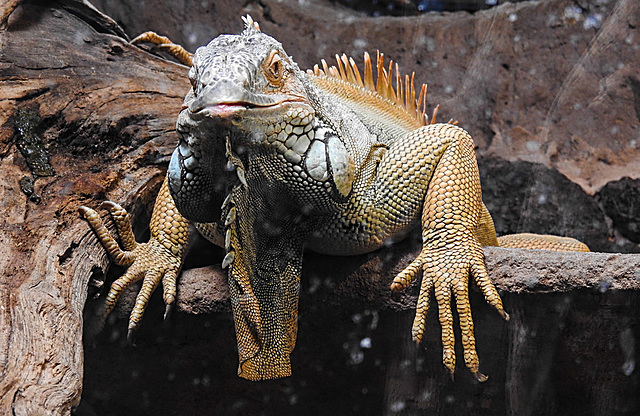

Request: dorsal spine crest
left=309, top=52, right=448, bottom=126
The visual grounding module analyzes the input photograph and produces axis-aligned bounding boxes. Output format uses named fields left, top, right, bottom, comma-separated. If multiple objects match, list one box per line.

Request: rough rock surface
left=478, top=156, right=624, bottom=253
left=598, top=177, right=640, bottom=243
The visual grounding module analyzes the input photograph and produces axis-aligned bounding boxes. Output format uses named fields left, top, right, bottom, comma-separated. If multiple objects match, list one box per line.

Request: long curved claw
left=164, top=303, right=174, bottom=321
left=471, top=257, right=509, bottom=321
left=162, top=270, right=178, bottom=320
left=127, top=328, right=137, bottom=344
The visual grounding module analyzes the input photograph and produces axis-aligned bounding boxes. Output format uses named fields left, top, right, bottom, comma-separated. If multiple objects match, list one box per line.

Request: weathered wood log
left=0, top=1, right=187, bottom=414
left=1, top=1, right=639, bottom=415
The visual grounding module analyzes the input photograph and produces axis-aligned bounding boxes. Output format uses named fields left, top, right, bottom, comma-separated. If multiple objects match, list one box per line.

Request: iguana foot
left=80, top=202, right=182, bottom=337
left=391, top=237, right=508, bottom=382
left=131, top=31, right=193, bottom=66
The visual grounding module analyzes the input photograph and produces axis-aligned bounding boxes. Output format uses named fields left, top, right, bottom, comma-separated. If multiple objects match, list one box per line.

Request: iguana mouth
left=185, top=99, right=303, bottom=120
left=185, top=78, right=297, bottom=117
left=186, top=103, right=247, bottom=119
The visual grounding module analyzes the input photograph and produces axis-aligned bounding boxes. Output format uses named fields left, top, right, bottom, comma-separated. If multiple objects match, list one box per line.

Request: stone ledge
left=174, top=247, right=640, bottom=315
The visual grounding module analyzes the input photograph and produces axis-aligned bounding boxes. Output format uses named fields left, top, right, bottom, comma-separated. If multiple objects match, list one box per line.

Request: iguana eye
left=263, top=50, right=285, bottom=86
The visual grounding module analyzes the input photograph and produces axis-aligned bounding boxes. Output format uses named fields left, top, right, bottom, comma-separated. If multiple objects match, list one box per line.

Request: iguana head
left=170, top=16, right=316, bottom=223
left=184, top=18, right=310, bottom=125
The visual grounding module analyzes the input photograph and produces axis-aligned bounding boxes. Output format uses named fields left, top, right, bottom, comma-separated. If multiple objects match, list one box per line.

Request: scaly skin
left=82, top=16, right=589, bottom=381
left=498, top=233, right=589, bottom=251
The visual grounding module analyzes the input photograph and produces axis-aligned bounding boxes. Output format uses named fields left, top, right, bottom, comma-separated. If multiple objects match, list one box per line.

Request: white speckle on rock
left=564, top=5, right=583, bottom=22
left=353, top=38, right=367, bottom=49
left=583, top=13, right=604, bottom=30
left=426, top=37, right=436, bottom=53
left=360, top=337, right=372, bottom=349
left=389, top=401, right=406, bottom=412
left=526, top=141, right=541, bottom=152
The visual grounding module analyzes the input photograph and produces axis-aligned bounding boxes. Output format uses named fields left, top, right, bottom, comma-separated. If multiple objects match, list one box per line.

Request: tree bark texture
left=0, top=1, right=639, bottom=415
left=0, top=1, right=187, bottom=414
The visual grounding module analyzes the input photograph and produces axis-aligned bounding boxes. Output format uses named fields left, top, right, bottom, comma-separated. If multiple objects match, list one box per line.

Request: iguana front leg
left=309, top=123, right=506, bottom=379
left=387, top=124, right=507, bottom=381
left=80, top=177, right=192, bottom=338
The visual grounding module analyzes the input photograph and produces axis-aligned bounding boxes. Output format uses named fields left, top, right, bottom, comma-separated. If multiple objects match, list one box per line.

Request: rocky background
left=1, top=0, right=639, bottom=415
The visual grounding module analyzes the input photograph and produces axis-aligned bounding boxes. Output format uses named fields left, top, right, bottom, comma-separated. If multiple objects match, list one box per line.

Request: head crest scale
left=241, top=15, right=261, bottom=36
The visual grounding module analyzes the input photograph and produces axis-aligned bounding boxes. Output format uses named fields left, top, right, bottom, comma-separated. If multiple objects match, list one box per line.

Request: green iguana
left=80, top=16, right=589, bottom=382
